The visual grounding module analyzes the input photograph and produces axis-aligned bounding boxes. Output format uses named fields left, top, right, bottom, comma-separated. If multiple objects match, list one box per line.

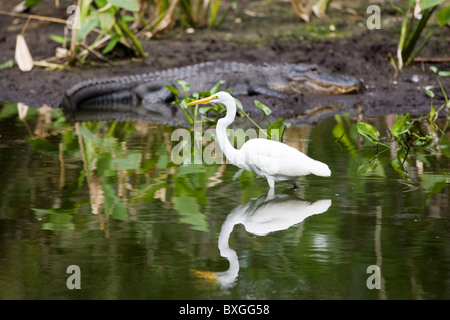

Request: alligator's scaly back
left=61, top=61, right=362, bottom=115
left=62, top=62, right=254, bottom=111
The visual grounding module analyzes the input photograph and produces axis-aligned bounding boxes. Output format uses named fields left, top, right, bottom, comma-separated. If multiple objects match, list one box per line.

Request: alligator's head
left=286, top=64, right=362, bottom=94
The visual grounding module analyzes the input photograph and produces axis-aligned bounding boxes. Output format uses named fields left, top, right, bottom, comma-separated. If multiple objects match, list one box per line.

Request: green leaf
left=267, top=118, right=286, bottom=141
left=421, top=173, right=449, bottom=194
left=49, top=34, right=65, bottom=44
left=25, top=0, right=44, bottom=7
left=356, top=122, right=381, bottom=140
left=391, top=157, right=413, bottom=183
left=97, top=152, right=114, bottom=176
left=98, top=11, right=115, bottom=31
left=79, top=123, right=97, bottom=140
left=209, top=80, right=225, bottom=94
left=28, top=138, right=58, bottom=155
left=430, top=66, right=438, bottom=73
left=208, top=0, right=221, bottom=27
left=439, top=136, right=450, bottom=158
left=107, top=0, right=139, bottom=12
left=357, top=157, right=385, bottom=177
left=173, top=196, right=208, bottom=232
left=438, top=70, right=450, bottom=77
left=437, top=5, right=450, bottom=26
left=165, top=84, right=180, bottom=96
left=95, top=0, right=108, bottom=7
left=254, top=100, right=272, bottom=116
left=429, top=106, right=437, bottom=131
left=102, top=182, right=128, bottom=220
left=420, top=0, right=445, bottom=10
left=77, top=12, right=99, bottom=41
left=177, top=80, right=190, bottom=96
left=180, top=98, right=190, bottom=110
left=0, top=59, right=14, bottom=70
left=391, top=113, right=413, bottom=138
left=110, top=152, right=142, bottom=170
left=0, top=103, right=18, bottom=120
left=392, top=4, right=405, bottom=15
left=121, top=15, right=137, bottom=23
left=32, top=208, right=75, bottom=231
left=426, top=88, right=435, bottom=98
left=102, top=34, right=121, bottom=54
left=234, top=98, right=244, bottom=111
left=357, top=122, right=389, bottom=147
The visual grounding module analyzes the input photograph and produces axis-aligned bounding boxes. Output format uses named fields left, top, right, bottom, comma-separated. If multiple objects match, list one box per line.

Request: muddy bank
left=0, top=0, right=449, bottom=124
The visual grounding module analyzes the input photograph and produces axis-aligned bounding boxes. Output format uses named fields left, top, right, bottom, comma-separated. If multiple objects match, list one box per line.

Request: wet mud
left=0, top=0, right=449, bottom=124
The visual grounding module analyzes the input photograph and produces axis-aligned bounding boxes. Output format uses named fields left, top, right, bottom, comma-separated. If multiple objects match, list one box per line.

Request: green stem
left=402, top=6, right=437, bottom=62
left=405, top=28, right=438, bottom=66
left=116, top=15, right=145, bottom=57
left=240, top=109, right=268, bottom=138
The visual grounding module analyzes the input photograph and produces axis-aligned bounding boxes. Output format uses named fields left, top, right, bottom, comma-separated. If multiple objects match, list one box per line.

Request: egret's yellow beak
left=186, top=95, right=217, bottom=106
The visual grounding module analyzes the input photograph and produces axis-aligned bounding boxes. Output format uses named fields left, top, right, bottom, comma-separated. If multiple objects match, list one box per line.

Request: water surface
left=0, top=103, right=449, bottom=299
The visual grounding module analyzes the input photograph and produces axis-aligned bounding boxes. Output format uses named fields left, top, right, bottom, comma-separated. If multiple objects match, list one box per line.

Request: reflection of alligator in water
left=61, top=61, right=362, bottom=121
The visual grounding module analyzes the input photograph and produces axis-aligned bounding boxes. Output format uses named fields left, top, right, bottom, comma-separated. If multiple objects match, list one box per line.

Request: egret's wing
left=244, top=199, right=332, bottom=236
left=240, top=139, right=319, bottom=178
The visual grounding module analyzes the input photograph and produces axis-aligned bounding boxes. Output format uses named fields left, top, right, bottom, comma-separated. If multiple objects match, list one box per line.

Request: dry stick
left=20, top=16, right=31, bottom=35
left=59, top=142, right=65, bottom=190
left=0, top=9, right=69, bottom=24
left=77, top=31, right=113, bottom=62
left=79, top=42, right=111, bottom=62
left=70, top=0, right=81, bottom=62
left=1, top=8, right=74, bottom=62
left=414, top=57, right=450, bottom=63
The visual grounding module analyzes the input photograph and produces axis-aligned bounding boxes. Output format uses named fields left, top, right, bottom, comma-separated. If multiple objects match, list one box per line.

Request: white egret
left=191, top=191, right=332, bottom=287
left=187, top=91, right=331, bottom=188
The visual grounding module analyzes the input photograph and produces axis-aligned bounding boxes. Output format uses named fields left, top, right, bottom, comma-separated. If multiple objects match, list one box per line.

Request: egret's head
left=187, top=91, right=232, bottom=106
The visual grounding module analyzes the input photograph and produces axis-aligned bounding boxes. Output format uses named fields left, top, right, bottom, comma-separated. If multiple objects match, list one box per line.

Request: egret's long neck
left=216, top=101, right=240, bottom=166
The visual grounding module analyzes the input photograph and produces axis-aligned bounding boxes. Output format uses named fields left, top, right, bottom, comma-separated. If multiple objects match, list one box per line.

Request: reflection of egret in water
left=192, top=190, right=332, bottom=288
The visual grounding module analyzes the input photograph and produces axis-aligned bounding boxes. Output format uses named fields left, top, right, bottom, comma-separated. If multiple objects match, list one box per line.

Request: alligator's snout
left=289, top=66, right=363, bottom=94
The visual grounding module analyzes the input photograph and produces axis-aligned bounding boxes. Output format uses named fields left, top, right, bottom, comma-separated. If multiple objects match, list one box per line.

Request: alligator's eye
left=293, top=65, right=309, bottom=73
left=309, top=67, right=319, bottom=73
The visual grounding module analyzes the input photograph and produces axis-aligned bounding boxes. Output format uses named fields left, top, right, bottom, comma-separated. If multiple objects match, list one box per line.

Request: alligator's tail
left=60, top=75, right=144, bottom=112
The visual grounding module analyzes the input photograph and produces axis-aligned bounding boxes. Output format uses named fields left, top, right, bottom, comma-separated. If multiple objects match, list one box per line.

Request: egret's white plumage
left=187, top=91, right=331, bottom=188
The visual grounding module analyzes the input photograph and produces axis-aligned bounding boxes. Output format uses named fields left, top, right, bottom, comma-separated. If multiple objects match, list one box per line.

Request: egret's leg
left=266, top=177, right=275, bottom=189
left=288, top=180, right=303, bottom=189
left=266, top=187, right=275, bottom=199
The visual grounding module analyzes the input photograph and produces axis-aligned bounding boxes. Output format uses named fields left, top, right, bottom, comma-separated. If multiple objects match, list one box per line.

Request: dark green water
left=0, top=103, right=449, bottom=299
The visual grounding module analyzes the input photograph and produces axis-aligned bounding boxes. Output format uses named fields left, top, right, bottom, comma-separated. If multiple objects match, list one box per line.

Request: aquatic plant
left=20, top=0, right=146, bottom=64
left=355, top=67, right=450, bottom=183
left=250, top=100, right=291, bottom=142
left=291, top=0, right=332, bottom=22
left=394, top=0, right=450, bottom=70
left=179, top=0, right=234, bottom=28
left=165, top=80, right=290, bottom=141
left=165, top=79, right=226, bottom=125
left=6, top=0, right=236, bottom=68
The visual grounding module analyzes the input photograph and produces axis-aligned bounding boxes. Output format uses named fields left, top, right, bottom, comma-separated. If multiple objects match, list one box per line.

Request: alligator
left=61, top=61, right=362, bottom=117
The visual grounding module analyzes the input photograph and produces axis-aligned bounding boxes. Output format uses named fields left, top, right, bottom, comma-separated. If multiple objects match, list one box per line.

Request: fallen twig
left=414, top=57, right=450, bottom=63
left=0, top=9, right=70, bottom=25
